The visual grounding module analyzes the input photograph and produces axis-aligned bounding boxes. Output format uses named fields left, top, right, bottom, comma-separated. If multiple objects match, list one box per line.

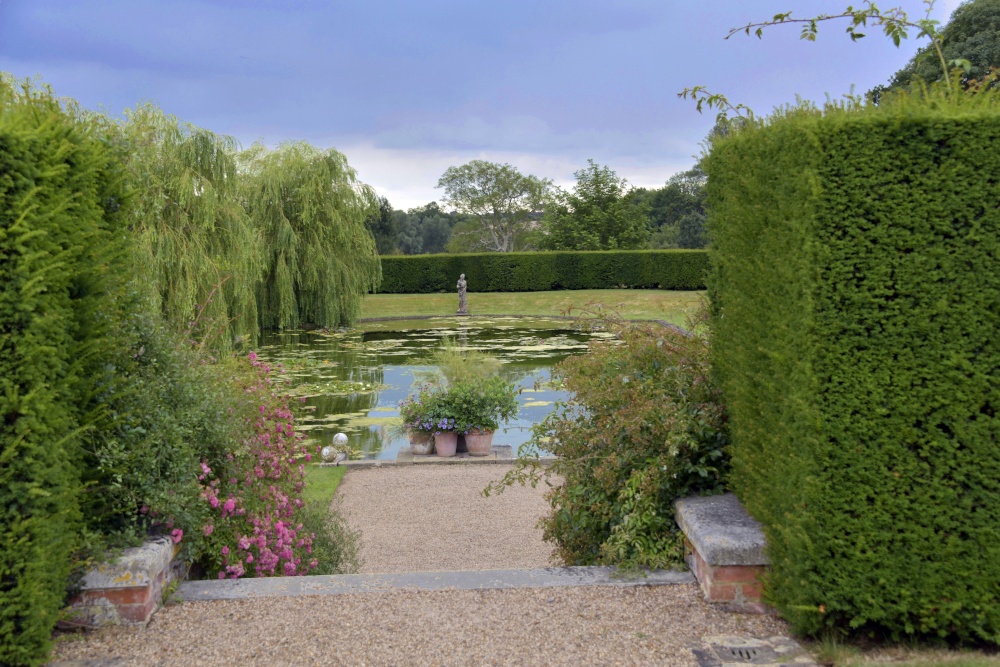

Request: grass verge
left=361, top=289, right=706, bottom=327
left=303, top=464, right=347, bottom=506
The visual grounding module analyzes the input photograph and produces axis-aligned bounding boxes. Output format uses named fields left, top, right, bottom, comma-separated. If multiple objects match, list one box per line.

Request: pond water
left=258, top=317, right=614, bottom=460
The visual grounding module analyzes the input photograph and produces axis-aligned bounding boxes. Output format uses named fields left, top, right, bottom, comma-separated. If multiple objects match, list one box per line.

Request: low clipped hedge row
left=377, top=250, right=707, bottom=293
left=707, top=94, right=1000, bottom=642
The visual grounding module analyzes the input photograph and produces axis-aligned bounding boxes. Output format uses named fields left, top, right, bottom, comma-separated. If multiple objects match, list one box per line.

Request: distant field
left=360, top=289, right=706, bottom=327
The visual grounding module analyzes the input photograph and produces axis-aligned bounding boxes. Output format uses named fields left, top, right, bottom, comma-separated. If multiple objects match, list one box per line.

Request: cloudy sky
left=0, top=0, right=963, bottom=209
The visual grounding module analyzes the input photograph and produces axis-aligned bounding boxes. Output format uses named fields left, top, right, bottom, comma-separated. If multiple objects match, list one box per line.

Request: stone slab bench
left=674, top=493, right=769, bottom=609
left=64, top=536, right=184, bottom=627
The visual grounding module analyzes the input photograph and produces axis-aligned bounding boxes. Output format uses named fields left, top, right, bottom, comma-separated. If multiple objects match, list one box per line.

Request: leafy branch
left=677, top=86, right=755, bottom=121
left=727, top=1, right=952, bottom=86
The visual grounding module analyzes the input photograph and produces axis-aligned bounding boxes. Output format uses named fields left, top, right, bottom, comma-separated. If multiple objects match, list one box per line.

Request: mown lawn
left=361, top=289, right=706, bottom=327
left=303, top=465, right=347, bottom=506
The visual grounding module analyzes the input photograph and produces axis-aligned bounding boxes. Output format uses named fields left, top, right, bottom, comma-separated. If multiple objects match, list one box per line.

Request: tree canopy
left=542, top=160, right=649, bottom=250
left=873, top=0, right=1000, bottom=98
left=436, top=160, right=550, bottom=252
left=241, top=142, right=381, bottom=331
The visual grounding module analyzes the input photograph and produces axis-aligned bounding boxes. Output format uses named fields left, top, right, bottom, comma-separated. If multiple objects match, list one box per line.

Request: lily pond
left=258, top=317, right=616, bottom=460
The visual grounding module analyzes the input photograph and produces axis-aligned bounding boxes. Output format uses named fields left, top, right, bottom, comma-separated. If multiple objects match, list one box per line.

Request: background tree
left=437, top=160, right=550, bottom=252
left=395, top=201, right=458, bottom=254
left=364, top=194, right=398, bottom=255
left=871, top=0, right=1000, bottom=99
left=631, top=165, right=708, bottom=249
left=542, top=160, right=649, bottom=250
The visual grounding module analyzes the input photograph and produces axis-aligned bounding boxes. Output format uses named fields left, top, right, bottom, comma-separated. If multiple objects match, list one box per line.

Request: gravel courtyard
left=51, top=464, right=794, bottom=666
left=336, top=463, right=557, bottom=573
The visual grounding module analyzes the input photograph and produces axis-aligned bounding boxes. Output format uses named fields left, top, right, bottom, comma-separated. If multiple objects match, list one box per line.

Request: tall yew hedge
left=707, top=94, right=1000, bottom=641
left=0, top=82, right=127, bottom=664
left=378, top=249, right=707, bottom=293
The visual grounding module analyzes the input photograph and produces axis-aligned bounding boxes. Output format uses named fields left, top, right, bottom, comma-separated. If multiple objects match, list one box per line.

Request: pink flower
left=221, top=546, right=230, bottom=556
left=170, top=529, right=184, bottom=544
left=203, top=524, right=214, bottom=537
left=223, top=498, right=236, bottom=513
left=248, top=352, right=258, bottom=362
left=218, top=571, right=226, bottom=579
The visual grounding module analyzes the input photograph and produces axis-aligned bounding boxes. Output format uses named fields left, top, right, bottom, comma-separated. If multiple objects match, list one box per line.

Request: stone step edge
left=321, top=456, right=559, bottom=468
left=177, top=566, right=694, bottom=601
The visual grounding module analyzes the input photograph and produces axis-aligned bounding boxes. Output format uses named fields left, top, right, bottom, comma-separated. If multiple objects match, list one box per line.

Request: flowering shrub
left=487, top=314, right=728, bottom=570
left=193, top=352, right=318, bottom=579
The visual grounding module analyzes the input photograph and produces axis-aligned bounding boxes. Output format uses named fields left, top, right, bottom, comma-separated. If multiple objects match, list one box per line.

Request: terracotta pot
left=408, top=431, right=434, bottom=456
left=465, top=429, right=494, bottom=456
left=434, top=431, right=458, bottom=457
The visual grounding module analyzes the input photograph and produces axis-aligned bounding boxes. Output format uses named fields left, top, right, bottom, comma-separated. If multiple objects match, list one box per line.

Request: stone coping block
left=81, top=536, right=176, bottom=589
left=66, top=536, right=182, bottom=627
left=675, top=493, right=768, bottom=567
left=178, top=566, right=694, bottom=601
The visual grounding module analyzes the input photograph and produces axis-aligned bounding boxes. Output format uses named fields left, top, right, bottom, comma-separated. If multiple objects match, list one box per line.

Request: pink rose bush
left=195, top=352, right=316, bottom=579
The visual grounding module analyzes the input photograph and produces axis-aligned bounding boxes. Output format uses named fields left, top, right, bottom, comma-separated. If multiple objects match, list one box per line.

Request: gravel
left=336, top=464, right=557, bottom=573
left=53, top=586, right=788, bottom=666
left=50, top=464, right=792, bottom=666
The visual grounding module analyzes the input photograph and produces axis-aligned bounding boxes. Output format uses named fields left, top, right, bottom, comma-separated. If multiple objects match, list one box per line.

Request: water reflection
left=258, top=318, right=612, bottom=460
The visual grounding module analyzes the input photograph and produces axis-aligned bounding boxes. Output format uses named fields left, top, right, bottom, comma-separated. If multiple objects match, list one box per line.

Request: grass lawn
left=361, top=289, right=706, bottom=327
left=303, top=464, right=346, bottom=506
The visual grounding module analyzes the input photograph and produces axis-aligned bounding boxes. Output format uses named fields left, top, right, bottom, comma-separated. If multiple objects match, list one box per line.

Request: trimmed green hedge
left=707, top=97, right=1000, bottom=642
left=377, top=250, right=707, bottom=293
left=0, top=83, right=127, bottom=665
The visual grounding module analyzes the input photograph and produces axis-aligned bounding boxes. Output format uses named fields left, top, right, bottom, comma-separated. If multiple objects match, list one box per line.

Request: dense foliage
left=118, top=108, right=380, bottom=346
left=707, top=91, right=1000, bottom=642
left=871, top=0, right=1000, bottom=100
left=378, top=250, right=708, bottom=293
left=377, top=163, right=708, bottom=254
left=242, top=142, right=381, bottom=331
left=489, top=317, right=728, bottom=569
left=542, top=160, right=650, bottom=250
left=437, top=160, right=551, bottom=252
left=0, top=79, right=128, bottom=667
left=0, top=79, right=362, bottom=665
left=117, top=104, right=263, bottom=346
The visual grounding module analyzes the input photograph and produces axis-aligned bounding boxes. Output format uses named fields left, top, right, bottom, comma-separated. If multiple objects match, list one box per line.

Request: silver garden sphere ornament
left=321, top=446, right=338, bottom=463
left=333, top=433, right=349, bottom=447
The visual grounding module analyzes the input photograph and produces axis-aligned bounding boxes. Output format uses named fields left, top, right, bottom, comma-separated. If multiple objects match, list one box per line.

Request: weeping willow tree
left=241, top=141, right=381, bottom=330
left=116, top=104, right=263, bottom=346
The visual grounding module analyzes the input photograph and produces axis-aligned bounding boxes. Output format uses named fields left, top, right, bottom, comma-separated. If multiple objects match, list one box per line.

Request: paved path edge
left=177, top=566, right=695, bottom=601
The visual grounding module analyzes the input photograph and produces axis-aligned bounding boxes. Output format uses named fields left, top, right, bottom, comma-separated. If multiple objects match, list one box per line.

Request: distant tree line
left=365, top=158, right=709, bottom=255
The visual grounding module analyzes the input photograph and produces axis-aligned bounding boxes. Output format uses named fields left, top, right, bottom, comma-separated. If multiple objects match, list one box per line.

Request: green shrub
left=0, top=79, right=128, bottom=666
left=78, top=304, right=249, bottom=554
left=377, top=250, right=707, bottom=293
left=707, top=93, right=1000, bottom=642
left=488, top=315, right=728, bottom=569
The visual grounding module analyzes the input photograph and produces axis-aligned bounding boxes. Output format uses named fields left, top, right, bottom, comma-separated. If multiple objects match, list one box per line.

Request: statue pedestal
left=455, top=310, right=470, bottom=316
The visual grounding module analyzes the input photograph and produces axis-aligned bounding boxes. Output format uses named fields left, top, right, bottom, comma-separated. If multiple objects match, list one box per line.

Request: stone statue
left=456, top=274, right=468, bottom=315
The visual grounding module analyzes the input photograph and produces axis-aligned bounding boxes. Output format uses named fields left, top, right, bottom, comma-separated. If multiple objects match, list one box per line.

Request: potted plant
left=441, top=376, right=519, bottom=456
left=397, top=383, right=438, bottom=455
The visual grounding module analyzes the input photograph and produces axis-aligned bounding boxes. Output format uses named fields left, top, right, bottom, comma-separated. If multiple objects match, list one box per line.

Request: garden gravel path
left=53, top=586, right=789, bottom=666
left=336, top=464, right=557, bottom=573
left=51, top=465, right=792, bottom=666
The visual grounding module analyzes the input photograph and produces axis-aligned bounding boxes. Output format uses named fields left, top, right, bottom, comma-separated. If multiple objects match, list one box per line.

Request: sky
left=0, top=0, right=964, bottom=210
